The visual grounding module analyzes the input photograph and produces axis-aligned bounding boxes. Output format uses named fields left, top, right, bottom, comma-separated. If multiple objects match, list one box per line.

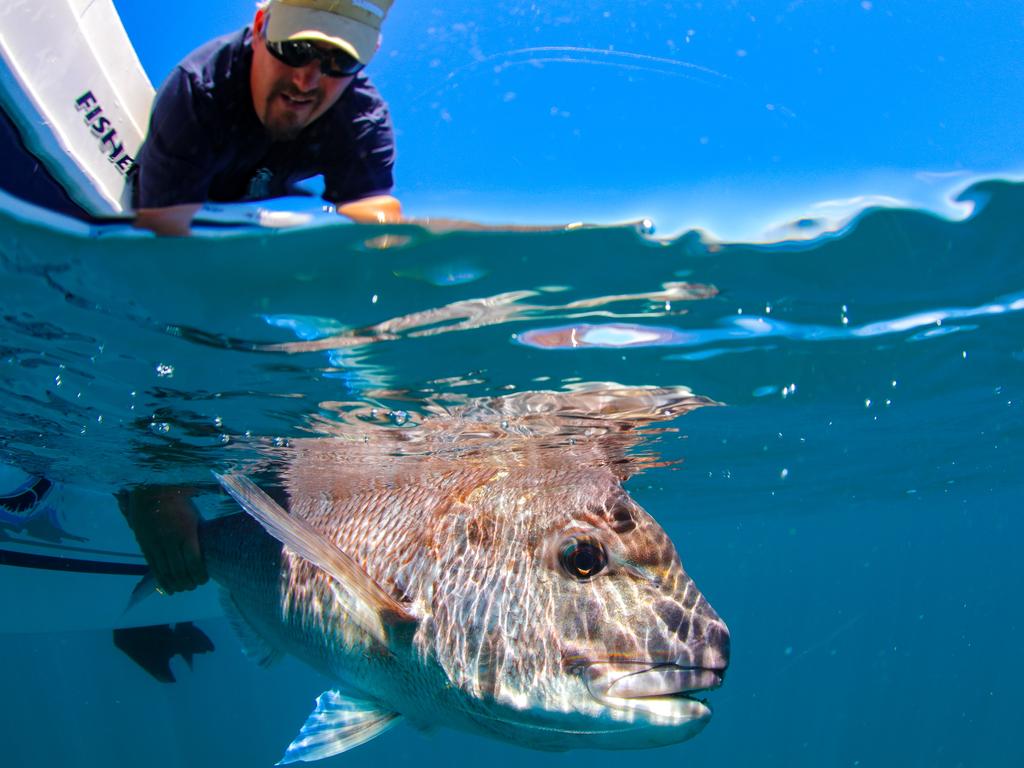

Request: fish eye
left=559, top=537, right=608, bottom=581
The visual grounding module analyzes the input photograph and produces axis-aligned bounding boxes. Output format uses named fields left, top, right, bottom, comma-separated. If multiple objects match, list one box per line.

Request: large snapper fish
left=202, top=384, right=730, bottom=762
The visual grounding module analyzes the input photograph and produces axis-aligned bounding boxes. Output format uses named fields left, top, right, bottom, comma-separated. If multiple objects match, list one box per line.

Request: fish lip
left=579, top=661, right=719, bottom=727
left=583, top=661, right=725, bottom=702
left=605, top=663, right=725, bottom=699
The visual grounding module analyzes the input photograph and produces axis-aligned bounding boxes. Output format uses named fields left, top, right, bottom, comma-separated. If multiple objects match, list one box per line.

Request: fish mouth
left=582, top=662, right=724, bottom=724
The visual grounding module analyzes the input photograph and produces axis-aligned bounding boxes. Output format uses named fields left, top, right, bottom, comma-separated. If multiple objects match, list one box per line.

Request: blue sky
left=116, top=0, right=1024, bottom=237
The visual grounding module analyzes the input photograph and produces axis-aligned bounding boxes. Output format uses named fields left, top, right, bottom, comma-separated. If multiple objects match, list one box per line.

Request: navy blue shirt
left=134, top=28, right=395, bottom=209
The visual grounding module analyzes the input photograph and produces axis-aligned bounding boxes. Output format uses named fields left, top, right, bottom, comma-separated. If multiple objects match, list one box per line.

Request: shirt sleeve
left=134, top=67, right=218, bottom=209
left=322, top=82, right=396, bottom=204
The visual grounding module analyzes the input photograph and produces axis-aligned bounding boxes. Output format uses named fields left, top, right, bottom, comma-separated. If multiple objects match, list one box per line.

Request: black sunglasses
left=265, top=38, right=364, bottom=77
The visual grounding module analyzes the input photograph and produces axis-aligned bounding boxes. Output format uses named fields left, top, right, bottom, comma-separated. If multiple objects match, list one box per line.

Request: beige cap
left=265, top=0, right=394, bottom=65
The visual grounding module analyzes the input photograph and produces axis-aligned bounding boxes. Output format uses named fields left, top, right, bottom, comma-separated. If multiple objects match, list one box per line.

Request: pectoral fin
left=213, top=472, right=415, bottom=648
left=219, top=589, right=283, bottom=668
left=279, top=690, right=400, bottom=764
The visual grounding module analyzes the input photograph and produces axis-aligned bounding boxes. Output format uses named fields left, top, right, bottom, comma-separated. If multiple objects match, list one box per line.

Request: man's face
left=250, top=10, right=354, bottom=141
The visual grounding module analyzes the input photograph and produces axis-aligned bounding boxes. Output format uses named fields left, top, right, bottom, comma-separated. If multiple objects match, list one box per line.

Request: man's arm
left=134, top=204, right=203, bottom=237
left=133, top=64, right=219, bottom=236
left=135, top=197, right=403, bottom=233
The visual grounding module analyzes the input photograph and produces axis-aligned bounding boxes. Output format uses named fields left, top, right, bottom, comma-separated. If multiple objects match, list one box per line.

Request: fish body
left=204, top=385, right=731, bottom=760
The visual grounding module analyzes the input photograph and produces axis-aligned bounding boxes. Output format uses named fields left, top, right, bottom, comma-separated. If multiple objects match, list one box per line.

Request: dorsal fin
left=213, top=472, right=415, bottom=649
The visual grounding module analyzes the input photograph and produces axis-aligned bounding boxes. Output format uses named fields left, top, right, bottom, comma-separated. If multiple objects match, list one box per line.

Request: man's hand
left=118, top=485, right=208, bottom=594
left=134, top=204, right=203, bottom=237
left=337, top=194, right=403, bottom=224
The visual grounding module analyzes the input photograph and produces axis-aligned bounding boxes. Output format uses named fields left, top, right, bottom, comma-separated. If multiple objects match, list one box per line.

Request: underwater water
left=1, top=178, right=1023, bottom=767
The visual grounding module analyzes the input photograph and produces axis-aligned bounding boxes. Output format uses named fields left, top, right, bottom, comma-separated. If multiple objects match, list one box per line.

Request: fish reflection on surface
left=202, top=383, right=730, bottom=761
left=258, top=282, right=716, bottom=353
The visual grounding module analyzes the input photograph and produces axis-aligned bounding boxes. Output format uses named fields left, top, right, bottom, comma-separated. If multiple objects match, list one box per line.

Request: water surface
left=1, top=179, right=1022, bottom=767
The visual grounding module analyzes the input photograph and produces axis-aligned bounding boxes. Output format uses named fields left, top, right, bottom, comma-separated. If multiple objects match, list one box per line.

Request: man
left=124, top=0, right=399, bottom=593
left=134, top=0, right=401, bottom=236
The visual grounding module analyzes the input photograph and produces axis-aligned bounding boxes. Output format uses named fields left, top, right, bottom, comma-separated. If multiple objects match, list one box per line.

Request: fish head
left=426, top=467, right=730, bottom=750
